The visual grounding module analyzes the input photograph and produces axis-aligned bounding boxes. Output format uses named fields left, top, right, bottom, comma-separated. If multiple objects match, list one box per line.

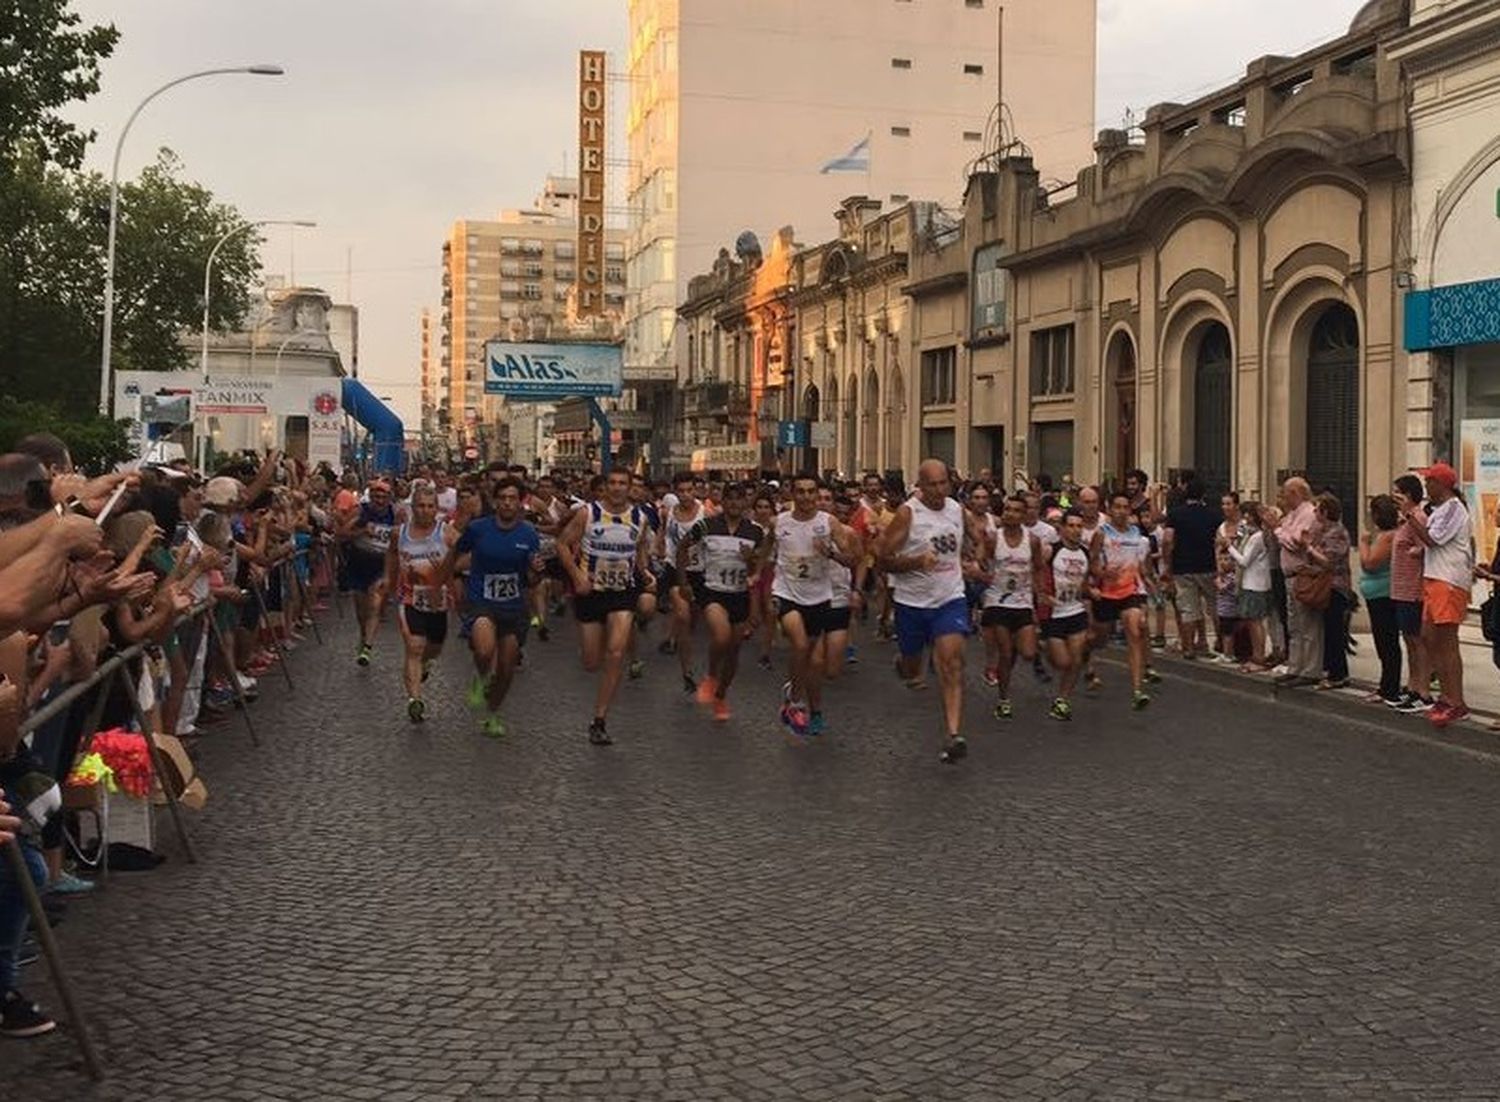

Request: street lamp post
left=98, top=64, right=286, bottom=416
left=200, top=219, right=315, bottom=382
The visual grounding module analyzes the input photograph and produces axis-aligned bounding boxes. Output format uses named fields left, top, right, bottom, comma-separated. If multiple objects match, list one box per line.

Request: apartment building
left=437, top=175, right=626, bottom=461
left=625, top=0, right=1096, bottom=393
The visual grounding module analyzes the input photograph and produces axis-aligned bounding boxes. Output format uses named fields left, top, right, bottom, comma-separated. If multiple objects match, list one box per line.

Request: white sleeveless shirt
left=891, top=495, right=965, bottom=609
left=983, top=526, right=1034, bottom=610
left=772, top=510, right=833, bottom=605
left=398, top=521, right=449, bottom=611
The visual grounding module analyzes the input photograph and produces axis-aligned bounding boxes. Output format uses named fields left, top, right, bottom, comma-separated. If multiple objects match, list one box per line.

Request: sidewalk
left=1346, top=621, right=1500, bottom=717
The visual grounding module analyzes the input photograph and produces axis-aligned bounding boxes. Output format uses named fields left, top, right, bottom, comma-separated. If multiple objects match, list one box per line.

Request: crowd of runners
left=352, top=456, right=1174, bottom=764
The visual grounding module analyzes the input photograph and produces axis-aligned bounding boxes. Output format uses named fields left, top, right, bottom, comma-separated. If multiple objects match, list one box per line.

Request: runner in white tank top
left=663, top=475, right=707, bottom=695
left=765, top=475, right=859, bottom=738
left=979, top=494, right=1044, bottom=720
left=1038, top=510, right=1094, bottom=722
left=384, top=485, right=455, bottom=722
left=876, top=459, right=985, bottom=763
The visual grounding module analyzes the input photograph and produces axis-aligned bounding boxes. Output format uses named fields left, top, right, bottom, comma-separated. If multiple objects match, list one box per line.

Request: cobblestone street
left=14, top=612, right=1500, bottom=1100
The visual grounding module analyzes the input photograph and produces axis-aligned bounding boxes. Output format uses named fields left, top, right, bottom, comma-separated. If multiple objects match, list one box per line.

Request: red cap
left=1418, top=462, right=1459, bottom=490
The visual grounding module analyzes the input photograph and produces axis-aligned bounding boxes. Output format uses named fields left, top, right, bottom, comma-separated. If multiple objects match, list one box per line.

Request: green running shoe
left=407, top=697, right=426, bottom=723
left=481, top=714, right=507, bottom=739
left=1131, top=690, right=1151, bottom=711
left=993, top=698, right=1013, bottom=721
left=1048, top=698, right=1072, bottom=722
left=466, top=675, right=488, bottom=711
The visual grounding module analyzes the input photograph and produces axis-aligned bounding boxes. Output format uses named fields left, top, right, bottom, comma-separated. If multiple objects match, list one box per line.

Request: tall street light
left=201, top=219, right=315, bottom=381
left=98, top=64, right=286, bottom=416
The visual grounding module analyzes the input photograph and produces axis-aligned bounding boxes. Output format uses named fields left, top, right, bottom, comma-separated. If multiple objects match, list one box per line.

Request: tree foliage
left=0, top=3, right=259, bottom=424
left=0, top=396, right=130, bottom=474
left=0, top=0, right=120, bottom=169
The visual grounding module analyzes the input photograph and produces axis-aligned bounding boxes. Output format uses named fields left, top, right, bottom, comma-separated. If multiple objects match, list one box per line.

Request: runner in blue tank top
left=435, top=476, right=541, bottom=738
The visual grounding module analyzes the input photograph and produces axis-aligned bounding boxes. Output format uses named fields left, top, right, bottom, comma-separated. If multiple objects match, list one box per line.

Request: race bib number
left=788, top=554, right=825, bottom=581
left=592, top=559, right=632, bottom=592
left=481, top=573, right=520, bottom=602
left=411, top=585, right=447, bottom=612
left=714, top=566, right=748, bottom=591
left=686, top=544, right=705, bottom=571
left=367, top=524, right=393, bottom=545
left=930, top=532, right=959, bottom=555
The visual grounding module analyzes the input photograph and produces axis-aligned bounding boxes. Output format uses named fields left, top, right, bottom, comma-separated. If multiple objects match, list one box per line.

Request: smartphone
left=94, top=482, right=129, bottom=527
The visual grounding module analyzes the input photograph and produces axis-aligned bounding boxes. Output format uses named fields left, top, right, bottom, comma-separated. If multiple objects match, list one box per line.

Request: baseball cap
left=1418, top=462, right=1459, bottom=490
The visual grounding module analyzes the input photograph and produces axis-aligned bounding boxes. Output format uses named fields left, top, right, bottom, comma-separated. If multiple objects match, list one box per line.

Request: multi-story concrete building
left=628, top=0, right=1097, bottom=446
left=438, top=175, right=626, bottom=462
left=1390, top=0, right=1500, bottom=551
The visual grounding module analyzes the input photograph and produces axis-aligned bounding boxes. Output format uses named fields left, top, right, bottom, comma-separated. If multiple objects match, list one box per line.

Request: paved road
left=15, top=609, right=1500, bottom=1100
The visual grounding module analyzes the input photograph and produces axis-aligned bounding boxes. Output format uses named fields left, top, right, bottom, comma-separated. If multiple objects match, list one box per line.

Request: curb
left=1101, top=647, right=1500, bottom=765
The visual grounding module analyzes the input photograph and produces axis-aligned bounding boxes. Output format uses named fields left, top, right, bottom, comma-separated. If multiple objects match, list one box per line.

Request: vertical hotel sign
left=577, top=50, right=606, bottom=318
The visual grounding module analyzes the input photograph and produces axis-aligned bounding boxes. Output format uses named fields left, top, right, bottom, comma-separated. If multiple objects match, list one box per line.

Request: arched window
left=1193, top=323, right=1232, bottom=495
left=1306, top=303, right=1360, bottom=528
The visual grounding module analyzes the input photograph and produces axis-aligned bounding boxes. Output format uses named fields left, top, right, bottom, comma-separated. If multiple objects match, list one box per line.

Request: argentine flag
left=820, top=134, right=871, bottom=175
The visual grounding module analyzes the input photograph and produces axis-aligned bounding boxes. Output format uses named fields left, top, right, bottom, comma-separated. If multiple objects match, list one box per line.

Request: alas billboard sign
left=484, top=341, right=624, bottom=399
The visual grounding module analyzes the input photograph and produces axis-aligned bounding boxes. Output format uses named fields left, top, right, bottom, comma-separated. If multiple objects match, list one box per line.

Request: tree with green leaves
left=0, top=1, right=261, bottom=464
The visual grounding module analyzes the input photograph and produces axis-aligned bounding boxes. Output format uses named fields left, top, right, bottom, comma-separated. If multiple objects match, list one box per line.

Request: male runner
left=1039, top=510, right=1092, bottom=720
left=1090, top=490, right=1156, bottom=709
left=876, top=459, right=984, bottom=763
left=386, top=482, right=456, bottom=721
left=677, top=482, right=763, bottom=720
left=559, top=468, right=656, bottom=745
left=526, top=474, right=570, bottom=638
left=981, top=493, right=1045, bottom=719
left=435, top=476, right=541, bottom=737
left=819, top=487, right=866, bottom=681
left=661, top=472, right=707, bottom=692
left=338, top=477, right=397, bottom=666
left=763, top=474, right=860, bottom=737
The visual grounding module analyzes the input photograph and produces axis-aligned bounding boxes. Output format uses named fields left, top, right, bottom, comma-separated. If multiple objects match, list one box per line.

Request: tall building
left=419, top=308, right=439, bottom=454
left=438, top=175, right=627, bottom=462
left=624, top=0, right=1097, bottom=390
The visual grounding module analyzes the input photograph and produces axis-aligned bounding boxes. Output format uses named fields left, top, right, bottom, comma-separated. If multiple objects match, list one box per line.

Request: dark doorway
left=1305, top=302, right=1360, bottom=530
left=1193, top=322, right=1232, bottom=495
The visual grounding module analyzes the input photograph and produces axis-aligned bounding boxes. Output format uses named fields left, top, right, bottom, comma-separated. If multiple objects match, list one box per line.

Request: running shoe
left=355, top=644, right=372, bottom=667
left=421, top=659, right=434, bottom=683
left=846, top=645, right=858, bottom=665
left=588, top=717, right=612, bottom=745
left=757, top=654, right=773, bottom=671
left=983, top=666, right=1000, bottom=687
left=1144, top=667, right=1163, bottom=686
left=1429, top=702, right=1469, bottom=728
left=658, top=638, right=677, bottom=656
left=0, top=991, right=55, bottom=1038
left=48, top=871, right=94, bottom=896
left=466, top=675, right=488, bottom=711
left=1131, top=689, right=1151, bottom=710
left=1085, top=671, right=1103, bottom=693
left=1150, top=635, right=1167, bottom=651
left=1048, top=698, right=1072, bottom=722
left=939, top=736, right=968, bottom=764
left=1033, top=658, right=1053, bottom=684
left=712, top=699, right=732, bottom=723
left=481, top=714, right=507, bottom=739
left=529, top=614, right=542, bottom=630
left=682, top=672, right=697, bottom=695
left=782, top=680, right=793, bottom=704
left=407, top=697, right=426, bottom=723
left=627, top=659, right=645, bottom=680
left=695, top=676, right=719, bottom=705
left=808, top=711, right=826, bottom=736
left=780, top=703, right=809, bottom=737
left=993, top=698, right=1013, bottom=721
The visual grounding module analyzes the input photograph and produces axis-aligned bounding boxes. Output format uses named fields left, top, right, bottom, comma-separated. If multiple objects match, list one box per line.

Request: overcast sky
left=67, top=0, right=1368, bottom=426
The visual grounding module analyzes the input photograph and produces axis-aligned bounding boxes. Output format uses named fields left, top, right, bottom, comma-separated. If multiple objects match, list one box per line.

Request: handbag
left=1292, top=568, right=1332, bottom=611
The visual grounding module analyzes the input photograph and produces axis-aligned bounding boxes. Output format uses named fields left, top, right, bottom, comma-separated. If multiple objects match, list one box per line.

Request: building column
left=1137, top=251, right=1160, bottom=480
left=1235, top=218, right=1262, bottom=498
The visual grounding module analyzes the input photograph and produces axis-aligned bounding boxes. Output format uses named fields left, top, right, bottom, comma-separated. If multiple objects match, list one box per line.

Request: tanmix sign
left=577, top=50, right=606, bottom=319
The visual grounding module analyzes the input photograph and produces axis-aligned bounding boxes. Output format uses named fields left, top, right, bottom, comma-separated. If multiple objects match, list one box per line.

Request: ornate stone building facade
left=906, top=0, right=1412, bottom=508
